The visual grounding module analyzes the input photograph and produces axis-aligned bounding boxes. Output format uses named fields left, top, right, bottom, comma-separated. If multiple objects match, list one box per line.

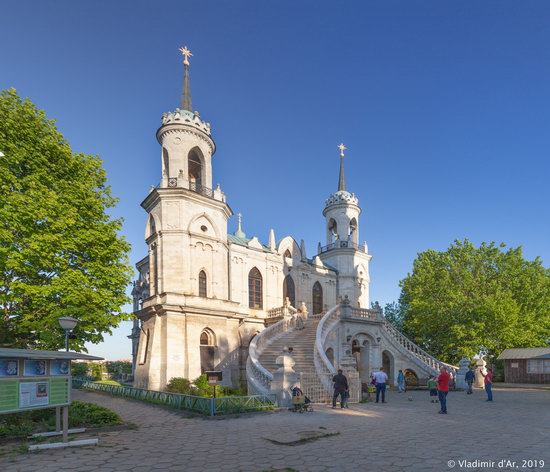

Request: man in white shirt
left=373, top=367, right=389, bottom=403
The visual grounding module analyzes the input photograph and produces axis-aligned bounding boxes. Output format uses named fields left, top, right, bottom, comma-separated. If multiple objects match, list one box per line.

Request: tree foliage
left=398, top=240, right=550, bottom=364
left=0, top=89, right=132, bottom=350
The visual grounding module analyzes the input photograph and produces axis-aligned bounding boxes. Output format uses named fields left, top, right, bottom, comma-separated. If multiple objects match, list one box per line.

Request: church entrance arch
left=404, top=369, right=419, bottom=388
left=382, top=350, right=394, bottom=385
left=351, top=334, right=373, bottom=385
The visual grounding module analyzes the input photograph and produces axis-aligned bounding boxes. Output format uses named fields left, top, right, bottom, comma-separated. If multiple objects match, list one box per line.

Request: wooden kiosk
left=0, top=347, right=103, bottom=450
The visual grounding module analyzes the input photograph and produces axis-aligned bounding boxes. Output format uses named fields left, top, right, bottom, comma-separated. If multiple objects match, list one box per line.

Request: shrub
left=69, top=400, right=122, bottom=427
left=166, top=377, right=198, bottom=395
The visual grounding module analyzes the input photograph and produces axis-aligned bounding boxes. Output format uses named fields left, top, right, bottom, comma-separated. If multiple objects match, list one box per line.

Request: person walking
left=332, top=369, right=349, bottom=409
left=373, top=367, right=389, bottom=403
left=437, top=366, right=450, bottom=414
left=482, top=367, right=494, bottom=402
left=397, top=369, right=406, bottom=393
left=465, top=367, right=475, bottom=395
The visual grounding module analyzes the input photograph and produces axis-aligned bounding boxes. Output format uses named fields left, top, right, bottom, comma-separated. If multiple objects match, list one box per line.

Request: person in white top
left=373, top=368, right=389, bottom=403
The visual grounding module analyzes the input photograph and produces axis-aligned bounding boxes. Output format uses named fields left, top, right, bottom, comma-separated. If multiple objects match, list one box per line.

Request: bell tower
left=318, top=144, right=372, bottom=307
left=157, top=46, right=215, bottom=191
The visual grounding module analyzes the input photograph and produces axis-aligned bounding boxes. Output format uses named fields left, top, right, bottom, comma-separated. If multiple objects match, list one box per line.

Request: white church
left=130, top=48, right=455, bottom=398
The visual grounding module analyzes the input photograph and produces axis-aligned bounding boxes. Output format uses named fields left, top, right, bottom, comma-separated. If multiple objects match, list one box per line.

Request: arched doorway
left=405, top=369, right=419, bottom=388
left=283, top=274, right=296, bottom=307
left=200, top=328, right=216, bottom=373
left=325, top=348, right=334, bottom=366
left=382, top=350, right=394, bottom=385
left=312, top=281, right=323, bottom=315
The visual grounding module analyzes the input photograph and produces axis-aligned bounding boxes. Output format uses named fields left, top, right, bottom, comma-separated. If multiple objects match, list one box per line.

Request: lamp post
left=58, top=316, right=78, bottom=352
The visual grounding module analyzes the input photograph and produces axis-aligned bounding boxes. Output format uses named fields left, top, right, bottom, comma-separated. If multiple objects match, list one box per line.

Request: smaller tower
left=319, top=144, right=372, bottom=307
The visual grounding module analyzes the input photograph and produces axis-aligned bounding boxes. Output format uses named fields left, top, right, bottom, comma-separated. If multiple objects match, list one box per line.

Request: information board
left=20, top=381, right=49, bottom=408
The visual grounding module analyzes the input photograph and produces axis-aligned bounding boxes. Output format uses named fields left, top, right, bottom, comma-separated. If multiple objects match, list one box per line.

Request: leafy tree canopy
left=398, top=240, right=550, bottom=364
left=0, top=89, right=132, bottom=351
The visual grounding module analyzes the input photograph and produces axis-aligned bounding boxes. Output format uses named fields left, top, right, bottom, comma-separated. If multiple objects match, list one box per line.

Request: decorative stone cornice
left=156, top=125, right=215, bottom=154
left=324, top=190, right=359, bottom=209
left=161, top=108, right=211, bottom=135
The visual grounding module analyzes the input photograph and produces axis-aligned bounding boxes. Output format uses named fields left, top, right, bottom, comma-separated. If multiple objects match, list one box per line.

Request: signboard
left=20, top=381, right=49, bottom=408
left=50, top=360, right=70, bottom=376
left=205, top=371, right=222, bottom=385
left=511, top=362, right=519, bottom=368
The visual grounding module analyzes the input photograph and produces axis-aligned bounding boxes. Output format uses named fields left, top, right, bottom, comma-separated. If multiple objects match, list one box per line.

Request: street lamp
left=58, top=316, right=78, bottom=352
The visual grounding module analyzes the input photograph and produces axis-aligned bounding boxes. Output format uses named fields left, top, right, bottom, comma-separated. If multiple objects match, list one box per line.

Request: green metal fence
left=72, top=379, right=277, bottom=416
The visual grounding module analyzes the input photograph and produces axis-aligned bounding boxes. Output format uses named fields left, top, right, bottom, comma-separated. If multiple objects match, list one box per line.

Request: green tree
left=399, top=240, right=550, bottom=364
left=0, top=89, right=132, bottom=350
left=383, top=300, right=406, bottom=332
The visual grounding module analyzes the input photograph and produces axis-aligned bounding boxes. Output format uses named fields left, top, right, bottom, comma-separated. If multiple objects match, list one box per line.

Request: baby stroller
left=290, top=386, right=313, bottom=413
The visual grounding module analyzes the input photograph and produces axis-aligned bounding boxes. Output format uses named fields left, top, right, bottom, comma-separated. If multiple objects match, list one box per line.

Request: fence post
left=210, top=398, right=215, bottom=417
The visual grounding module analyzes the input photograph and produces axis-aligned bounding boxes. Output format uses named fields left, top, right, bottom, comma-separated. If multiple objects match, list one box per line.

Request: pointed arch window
left=149, top=215, right=156, bottom=236
left=283, top=274, right=296, bottom=307
left=248, top=267, right=263, bottom=309
left=200, top=328, right=216, bottom=373
left=198, top=270, right=207, bottom=298
left=328, top=218, right=338, bottom=242
left=312, top=281, right=323, bottom=315
left=284, top=249, right=292, bottom=258
left=188, top=147, right=203, bottom=190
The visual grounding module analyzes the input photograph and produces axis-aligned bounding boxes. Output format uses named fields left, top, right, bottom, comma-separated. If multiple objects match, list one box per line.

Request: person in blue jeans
left=437, top=366, right=450, bottom=414
left=482, top=367, right=494, bottom=401
left=373, top=368, right=389, bottom=403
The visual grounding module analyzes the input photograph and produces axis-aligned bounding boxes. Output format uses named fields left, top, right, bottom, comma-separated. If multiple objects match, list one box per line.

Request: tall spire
left=179, top=46, right=193, bottom=111
left=337, top=143, right=346, bottom=191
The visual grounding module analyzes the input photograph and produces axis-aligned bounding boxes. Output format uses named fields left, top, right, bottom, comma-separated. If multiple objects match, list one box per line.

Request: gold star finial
left=179, top=46, right=193, bottom=66
left=338, top=143, right=346, bottom=158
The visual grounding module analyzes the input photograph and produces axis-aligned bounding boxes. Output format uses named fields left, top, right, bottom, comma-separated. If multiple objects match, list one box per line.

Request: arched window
left=312, top=281, right=323, bottom=315
left=198, top=270, right=207, bottom=298
left=200, top=328, right=216, bottom=373
left=328, top=218, right=338, bottom=242
left=162, top=148, right=170, bottom=178
left=149, top=215, right=156, bottom=237
left=284, top=249, right=292, bottom=258
left=188, top=147, right=203, bottom=190
left=139, top=329, right=150, bottom=365
left=283, top=275, right=296, bottom=307
left=349, top=218, right=358, bottom=243
left=248, top=267, right=263, bottom=309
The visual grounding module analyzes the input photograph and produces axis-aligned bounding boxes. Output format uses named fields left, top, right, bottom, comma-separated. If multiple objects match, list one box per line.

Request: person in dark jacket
left=465, top=367, right=475, bottom=394
left=332, top=369, right=349, bottom=409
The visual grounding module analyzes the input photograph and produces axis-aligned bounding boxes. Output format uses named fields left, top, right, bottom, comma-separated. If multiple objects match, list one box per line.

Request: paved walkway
left=1, top=387, right=549, bottom=472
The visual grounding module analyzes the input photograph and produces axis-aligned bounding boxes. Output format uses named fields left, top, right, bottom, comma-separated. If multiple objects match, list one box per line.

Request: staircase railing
left=246, top=311, right=298, bottom=395
left=382, top=320, right=458, bottom=375
left=313, top=305, right=340, bottom=394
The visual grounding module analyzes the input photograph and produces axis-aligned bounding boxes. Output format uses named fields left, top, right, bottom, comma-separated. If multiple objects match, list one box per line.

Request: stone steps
left=258, top=319, right=319, bottom=374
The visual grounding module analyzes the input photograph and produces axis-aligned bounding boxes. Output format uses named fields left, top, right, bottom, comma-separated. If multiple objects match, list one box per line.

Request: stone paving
left=1, top=387, right=549, bottom=472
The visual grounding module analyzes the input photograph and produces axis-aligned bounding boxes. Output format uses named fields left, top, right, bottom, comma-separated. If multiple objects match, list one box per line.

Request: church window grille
left=283, top=274, right=296, bottom=307
left=198, top=270, right=207, bottom=298
left=248, top=267, right=263, bottom=309
left=312, top=281, right=323, bottom=315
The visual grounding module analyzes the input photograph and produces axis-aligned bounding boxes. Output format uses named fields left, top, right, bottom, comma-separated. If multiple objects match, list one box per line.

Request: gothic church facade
left=131, top=50, right=372, bottom=390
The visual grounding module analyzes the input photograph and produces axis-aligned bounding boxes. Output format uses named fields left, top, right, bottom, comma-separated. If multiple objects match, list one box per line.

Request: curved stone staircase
left=258, top=319, right=319, bottom=374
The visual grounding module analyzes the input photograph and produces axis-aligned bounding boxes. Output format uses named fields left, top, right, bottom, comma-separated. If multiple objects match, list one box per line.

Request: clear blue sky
left=2, top=1, right=549, bottom=360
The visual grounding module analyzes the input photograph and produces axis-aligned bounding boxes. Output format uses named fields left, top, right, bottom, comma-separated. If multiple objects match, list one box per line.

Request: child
left=427, top=377, right=438, bottom=403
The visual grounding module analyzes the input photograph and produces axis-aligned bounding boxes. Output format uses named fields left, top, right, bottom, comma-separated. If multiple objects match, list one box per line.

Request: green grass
left=93, top=379, right=122, bottom=386
left=0, top=401, right=122, bottom=439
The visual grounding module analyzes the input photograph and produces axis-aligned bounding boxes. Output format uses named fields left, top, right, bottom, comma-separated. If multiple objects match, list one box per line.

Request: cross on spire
left=179, top=46, right=193, bottom=111
left=338, top=143, right=347, bottom=157
left=337, top=143, right=347, bottom=191
left=179, top=46, right=193, bottom=66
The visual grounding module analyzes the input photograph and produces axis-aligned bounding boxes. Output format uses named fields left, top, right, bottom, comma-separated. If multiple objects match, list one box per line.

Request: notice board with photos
left=0, top=357, right=71, bottom=413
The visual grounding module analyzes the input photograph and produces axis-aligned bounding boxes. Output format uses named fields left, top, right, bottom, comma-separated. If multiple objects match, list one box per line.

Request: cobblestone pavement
left=1, top=387, right=548, bottom=472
